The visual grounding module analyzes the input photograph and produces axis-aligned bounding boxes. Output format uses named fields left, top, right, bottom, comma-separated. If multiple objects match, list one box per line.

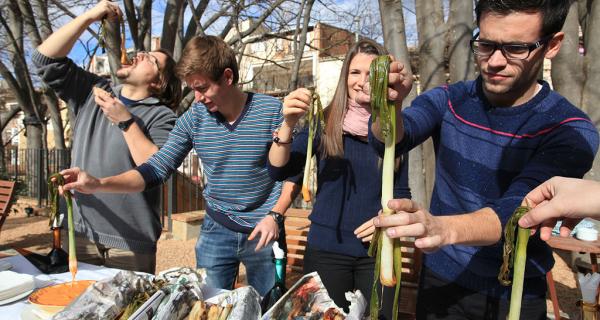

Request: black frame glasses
left=470, top=32, right=555, bottom=60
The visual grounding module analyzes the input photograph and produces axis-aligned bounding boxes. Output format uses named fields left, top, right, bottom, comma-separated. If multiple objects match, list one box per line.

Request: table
left=0, top=255, right=121, bottom=319
left=546, top=235, right=600, bottom=320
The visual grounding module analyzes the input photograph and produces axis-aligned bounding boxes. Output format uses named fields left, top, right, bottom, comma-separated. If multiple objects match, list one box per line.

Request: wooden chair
left=396, top=237, right=423, bottom=319
left=0, top=179, right=16, bottom=236
left=283, top=208, right=311, bottom=286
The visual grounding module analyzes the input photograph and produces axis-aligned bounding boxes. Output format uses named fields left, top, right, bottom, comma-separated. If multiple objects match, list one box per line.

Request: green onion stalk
left=367, top=55, right=402, bottom=320
left=498, top=205, right=531, bottom=320
left=301, top=90, right=325, bottom=203
left=48, top=173, right=77, bottom=283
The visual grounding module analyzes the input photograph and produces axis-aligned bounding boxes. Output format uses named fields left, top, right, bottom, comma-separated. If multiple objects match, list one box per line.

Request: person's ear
left=149, top=80, right=161, bottom=93
left=544, top=32, right=564, bottom=60
left=222, top=68, right=234, bottom=86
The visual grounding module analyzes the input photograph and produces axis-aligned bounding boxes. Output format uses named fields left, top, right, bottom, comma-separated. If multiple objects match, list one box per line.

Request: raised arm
left=268, top=88, right=311, bottom=167
left=38, top=0, right=122, bottom=58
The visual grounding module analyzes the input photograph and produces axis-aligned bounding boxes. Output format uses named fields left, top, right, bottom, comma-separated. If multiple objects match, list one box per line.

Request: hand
left=387, top=58, right=413, bottom=104
left=94, top=90, right=132, bottom=124
left=85, top=0, right=123, bottom=22
left=354, top=217, right=376, bottom=242
left=282, top=88, right=311, bottom=127
left=519, top=177, right=600, bottom=241
left=373, top=198, right=449, bottom=253
left=59, top=167, right=101, bottom=194
left=357, top=56, right=413, bottom=106
left=248, top=215, right=279, bottom=251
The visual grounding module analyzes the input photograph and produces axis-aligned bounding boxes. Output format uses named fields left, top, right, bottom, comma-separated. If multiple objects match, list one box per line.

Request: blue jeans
left=195, top=214, right=275, bottom=296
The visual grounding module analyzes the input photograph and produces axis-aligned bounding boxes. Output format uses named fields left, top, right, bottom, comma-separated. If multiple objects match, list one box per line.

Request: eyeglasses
left=470, top=33, right=554, bottom=60
left=136, top=51, right=161, bottom=70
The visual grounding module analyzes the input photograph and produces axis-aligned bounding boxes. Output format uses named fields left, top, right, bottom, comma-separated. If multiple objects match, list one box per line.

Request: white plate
left=0, top=288, right=34, bottom=305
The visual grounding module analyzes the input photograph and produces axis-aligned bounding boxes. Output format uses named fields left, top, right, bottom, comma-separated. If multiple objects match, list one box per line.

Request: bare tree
left=289, top=0, right=315, bottom=90
left=552, top=0, right=600, bottom=181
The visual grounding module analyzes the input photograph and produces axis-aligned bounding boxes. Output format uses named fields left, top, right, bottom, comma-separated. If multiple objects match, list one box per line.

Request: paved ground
left=0, top=209, right=582, bottom=318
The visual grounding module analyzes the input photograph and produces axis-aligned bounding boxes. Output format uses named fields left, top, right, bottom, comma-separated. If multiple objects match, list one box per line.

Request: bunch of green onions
left=48, top=173, right=77, bottom=283
left=301, top=90, right=325, bottom=203
left=498, top=205, right=531, bottom=320
left=367, top=55, right=402, bottom=320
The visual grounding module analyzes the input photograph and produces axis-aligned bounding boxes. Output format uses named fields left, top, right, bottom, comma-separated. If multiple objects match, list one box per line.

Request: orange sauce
left=29, top=280, right=95, bottom=306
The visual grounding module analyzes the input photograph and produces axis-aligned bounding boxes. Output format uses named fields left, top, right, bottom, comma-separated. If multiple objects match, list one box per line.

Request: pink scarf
left=342, top=98, right=371, bottom=138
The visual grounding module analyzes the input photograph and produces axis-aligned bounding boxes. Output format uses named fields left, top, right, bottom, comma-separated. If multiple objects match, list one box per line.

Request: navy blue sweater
left=269, top=131, right=411, bottom=257
left=371, top=78, right=599, bottom=299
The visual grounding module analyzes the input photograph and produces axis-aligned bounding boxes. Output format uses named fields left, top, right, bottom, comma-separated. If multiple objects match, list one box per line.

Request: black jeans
left=303, top=246, right=399, bottom=319
left=416, top=267, right=546, bottom=320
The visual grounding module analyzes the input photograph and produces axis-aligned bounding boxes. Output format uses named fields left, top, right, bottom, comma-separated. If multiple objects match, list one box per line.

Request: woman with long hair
left=268, top=39, right=412, bottom=318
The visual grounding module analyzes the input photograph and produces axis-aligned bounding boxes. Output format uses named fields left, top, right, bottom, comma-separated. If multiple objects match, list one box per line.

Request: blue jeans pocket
left=201, top=215, right=218, bottom=233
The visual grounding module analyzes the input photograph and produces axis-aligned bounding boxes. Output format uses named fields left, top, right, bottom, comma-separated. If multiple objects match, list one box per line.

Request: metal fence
left=2, top=147, right=70, bottom=207
left=2, top=147, right=206, bottom=230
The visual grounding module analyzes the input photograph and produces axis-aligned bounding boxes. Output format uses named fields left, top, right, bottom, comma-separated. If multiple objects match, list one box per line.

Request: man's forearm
left=441, top=207, right=502, bottom=247
left=122, top=123, right=159, bottom=166
left=98, top=170, right=146, bottom=193
left=37, top=13, right=95, bottom=58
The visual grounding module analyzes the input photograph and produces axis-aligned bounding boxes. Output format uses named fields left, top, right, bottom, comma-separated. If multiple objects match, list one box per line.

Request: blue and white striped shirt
left=136, top=92, right=283, bottom=233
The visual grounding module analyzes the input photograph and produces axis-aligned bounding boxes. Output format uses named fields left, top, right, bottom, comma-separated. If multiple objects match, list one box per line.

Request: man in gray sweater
left=33, top=0, right=181, bottom=274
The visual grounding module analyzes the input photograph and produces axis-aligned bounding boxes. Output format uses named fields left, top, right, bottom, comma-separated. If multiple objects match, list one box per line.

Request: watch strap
left=118, top=117, right=135, bottom=131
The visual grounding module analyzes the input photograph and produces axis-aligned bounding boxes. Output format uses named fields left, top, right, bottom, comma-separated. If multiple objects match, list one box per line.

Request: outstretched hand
left=59, top=167, right=101, bottom=195
left=518, top=177, right=600, bottom=241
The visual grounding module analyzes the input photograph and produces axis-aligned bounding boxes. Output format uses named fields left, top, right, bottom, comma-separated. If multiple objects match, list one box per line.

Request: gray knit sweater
left=33, top=50, right=176, bottom=253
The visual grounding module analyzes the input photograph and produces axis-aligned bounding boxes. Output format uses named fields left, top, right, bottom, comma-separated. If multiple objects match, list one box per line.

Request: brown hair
left=176, top=35, right=239, bottom=84
left=321, top=39, right=388, bottom=158
left=151, top=48, right=182, bottom=110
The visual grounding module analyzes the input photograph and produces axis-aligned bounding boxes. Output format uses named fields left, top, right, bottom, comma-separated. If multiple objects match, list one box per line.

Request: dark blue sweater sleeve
left=487, top=121, right=599, bottom=228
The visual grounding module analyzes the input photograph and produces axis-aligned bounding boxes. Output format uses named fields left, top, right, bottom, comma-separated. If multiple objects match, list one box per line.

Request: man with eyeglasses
left=32, top=0, right=182, bottom=274
left=369, top=0, right=599, bottom=318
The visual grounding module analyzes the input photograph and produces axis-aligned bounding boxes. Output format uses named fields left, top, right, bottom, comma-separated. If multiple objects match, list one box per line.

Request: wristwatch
left=268, top=210, right=285, bottom=226
left=117, top=118, right=135, bottom=131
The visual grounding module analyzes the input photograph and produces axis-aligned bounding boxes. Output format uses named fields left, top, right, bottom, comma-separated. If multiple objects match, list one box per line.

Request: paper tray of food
left=261, top=272, right=366, bottom=320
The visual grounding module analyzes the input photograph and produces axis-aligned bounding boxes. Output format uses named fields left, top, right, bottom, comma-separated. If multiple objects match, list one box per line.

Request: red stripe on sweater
left=444, top=87, right=590, bottom=139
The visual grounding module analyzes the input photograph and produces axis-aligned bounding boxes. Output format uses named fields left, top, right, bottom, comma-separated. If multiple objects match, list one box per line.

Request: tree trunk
left=552, top=1, right=584, bottom=107
left=289, top=0, right=315, bottom=91
left=581, top=0, right=600, bottom=181
left=103, top=17, right=125, bottom=84
left=139, top=0, right=152, bottom=51
left=448, top=0, right=475, bottom=83
left=415, top=0, right=446, bottom=91
left=378, top=0, right=429, bottom=206
left=161, top=0, right=184, bottom=53
left=415, top=0, right=447, bottom=204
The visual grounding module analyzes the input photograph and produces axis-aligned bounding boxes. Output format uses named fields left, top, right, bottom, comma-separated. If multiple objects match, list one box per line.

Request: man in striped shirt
left=60, top=36, right=287, bottom=295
